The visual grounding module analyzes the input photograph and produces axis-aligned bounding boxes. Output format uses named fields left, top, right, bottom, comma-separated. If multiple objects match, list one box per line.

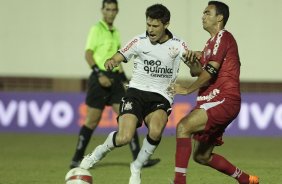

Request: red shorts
left=193, top=98, right=241, bottom=146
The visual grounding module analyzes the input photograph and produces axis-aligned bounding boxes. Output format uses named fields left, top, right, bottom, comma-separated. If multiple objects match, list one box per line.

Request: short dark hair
left=145, top=4, right=170, bottom=24
left=102, top=0, right=118, bottom=9
left=208, top=1, right=229, bottom=26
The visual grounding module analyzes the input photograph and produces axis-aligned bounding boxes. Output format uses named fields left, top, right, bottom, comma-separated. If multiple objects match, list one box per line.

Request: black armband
left=91, top=65, right=103, bottom=76
left=204, top=63, right=218, bottom=77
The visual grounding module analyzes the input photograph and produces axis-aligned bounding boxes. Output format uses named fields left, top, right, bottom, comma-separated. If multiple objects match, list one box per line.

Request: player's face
left=102, top=3, right=118, bottom=25
left=146, top=17, right=169, bottom=44
left=202, top=5, right=218, bottom=32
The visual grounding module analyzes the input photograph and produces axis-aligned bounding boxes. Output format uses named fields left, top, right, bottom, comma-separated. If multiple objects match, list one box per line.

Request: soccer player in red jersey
left=169, top=1, right=259, bottom=184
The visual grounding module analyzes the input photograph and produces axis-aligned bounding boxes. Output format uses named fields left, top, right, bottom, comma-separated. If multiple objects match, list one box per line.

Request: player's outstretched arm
left=168, top=61, right=219, bottom=96
left=182, top=50, right=203, bottom=77
left=189, top=59, right=202, bottom=77
left=104, top=52, right=125, bottom=71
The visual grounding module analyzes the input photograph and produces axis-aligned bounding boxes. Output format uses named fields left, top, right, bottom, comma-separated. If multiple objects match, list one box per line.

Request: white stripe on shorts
left=199, top=98, right=225, bottom=110
left=175, top=167, right=187, bottom=173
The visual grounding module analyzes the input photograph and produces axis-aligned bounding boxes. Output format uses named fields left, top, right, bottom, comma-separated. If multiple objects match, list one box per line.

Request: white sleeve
left=179, top=40, right=189, bottom=60
left=118, top=36, right=140, bottom=62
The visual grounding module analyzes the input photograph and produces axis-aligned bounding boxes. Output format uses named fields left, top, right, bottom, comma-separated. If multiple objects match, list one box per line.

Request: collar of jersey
left=145, top=29, right=173, bottom=44
left=100, top=20, right=116, bottom=32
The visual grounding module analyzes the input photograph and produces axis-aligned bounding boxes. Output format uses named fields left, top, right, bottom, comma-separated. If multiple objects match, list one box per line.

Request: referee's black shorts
left=86, top=71, right=125, bottom=109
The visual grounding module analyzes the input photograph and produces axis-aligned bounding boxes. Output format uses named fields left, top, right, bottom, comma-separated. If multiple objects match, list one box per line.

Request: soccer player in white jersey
left=80, top=4, right=188, bottom=184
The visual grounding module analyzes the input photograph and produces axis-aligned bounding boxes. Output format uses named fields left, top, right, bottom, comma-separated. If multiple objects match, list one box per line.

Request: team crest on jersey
left=168, top=47, right=180, bottom=59
left=124, top=101, right=133, bottom=110
left=204, top=49, right=212, bottom=61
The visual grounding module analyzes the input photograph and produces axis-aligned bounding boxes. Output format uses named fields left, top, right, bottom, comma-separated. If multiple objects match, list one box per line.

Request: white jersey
left=119, top=31, right=188, bottom=104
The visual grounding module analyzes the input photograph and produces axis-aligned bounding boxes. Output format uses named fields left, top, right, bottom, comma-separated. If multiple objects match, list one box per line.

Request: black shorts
left=86, top=71, right=125, bottom=109
left=119, top=88, right=172, bottom=127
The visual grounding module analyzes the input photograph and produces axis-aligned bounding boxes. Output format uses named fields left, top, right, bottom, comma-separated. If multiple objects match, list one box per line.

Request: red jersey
left=197, top=30, right=241, bottom=104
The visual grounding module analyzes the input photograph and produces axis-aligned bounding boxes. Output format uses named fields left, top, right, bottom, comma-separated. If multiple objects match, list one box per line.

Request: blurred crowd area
left=0, top=77, right=282, bottom=93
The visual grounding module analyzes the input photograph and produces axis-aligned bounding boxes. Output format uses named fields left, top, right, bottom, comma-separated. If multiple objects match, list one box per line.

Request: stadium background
left=0, top=0, right=281, bottom=135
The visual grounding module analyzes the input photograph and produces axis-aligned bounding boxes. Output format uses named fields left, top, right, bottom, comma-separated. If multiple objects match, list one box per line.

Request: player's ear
left=217, top=14, right=224, bottom=24
left=164, top=22, right=170, bottom=29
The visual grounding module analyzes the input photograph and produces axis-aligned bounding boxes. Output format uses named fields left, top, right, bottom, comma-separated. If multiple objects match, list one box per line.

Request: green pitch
left=0, top=133, right=281, bottom=184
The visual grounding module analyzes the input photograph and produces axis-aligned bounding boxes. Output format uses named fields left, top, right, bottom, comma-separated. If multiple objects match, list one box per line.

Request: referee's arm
left=85, top=49, right=96, bottom=69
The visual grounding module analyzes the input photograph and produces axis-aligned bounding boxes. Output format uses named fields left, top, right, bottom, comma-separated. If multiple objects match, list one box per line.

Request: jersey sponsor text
left=143, top=59, right=173, bottom=78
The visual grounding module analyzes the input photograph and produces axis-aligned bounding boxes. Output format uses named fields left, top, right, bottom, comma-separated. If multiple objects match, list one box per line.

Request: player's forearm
left=111, top=52, right=125, bottom=65
left=186, top=71, right=211, bottom=94
left=190, top=65, right=203, bottom=77
left=188, top=59, right=203, bottom=77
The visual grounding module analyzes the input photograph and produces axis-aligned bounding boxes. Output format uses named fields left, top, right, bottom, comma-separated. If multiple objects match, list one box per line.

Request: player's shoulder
left=219, top=29, right=234, bottom=38
left=126, top=32, right=149, bottom=46
left=126, top=32, right=147, bottom=45
left=89, top=22, right=102, bottom=32
left=91, top=20, right=113, bottom=31
left=218, top=29, right=237, bottom=42
left=171, top=36, right=182, bottom=42
left=126, top=32, right=147, bottom=42
left=169, top=32, right=186, bottom=43
left=93, top=20, right=104, bottom=28
left=170, top=34, right=188, bottom=49
left=136, top=32, right=148, bottom=40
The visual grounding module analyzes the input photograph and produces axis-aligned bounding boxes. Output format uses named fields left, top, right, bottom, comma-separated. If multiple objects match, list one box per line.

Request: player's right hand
left=104, top=58, right=119, bottom=71
left=167, top=83, right=189, bottom=96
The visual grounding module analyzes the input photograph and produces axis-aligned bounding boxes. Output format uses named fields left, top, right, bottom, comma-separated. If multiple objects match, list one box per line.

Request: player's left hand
left=167, top=83, right=189, bottom=95
left=181, top=50, right=202, bottom=66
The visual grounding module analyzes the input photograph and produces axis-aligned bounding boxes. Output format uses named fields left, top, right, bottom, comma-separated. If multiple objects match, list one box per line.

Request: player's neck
left=104, top=19, right=114, bottom=30
left=108, top=23, right=113, bottom=30
left=158, top=34, right=169, bottom=44
left=209, top=25, right=223, bottom=37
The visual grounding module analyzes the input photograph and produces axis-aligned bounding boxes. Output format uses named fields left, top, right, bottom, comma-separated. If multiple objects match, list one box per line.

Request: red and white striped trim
left=66, top=175, right=93, bottom=184
left=175, top=167, right=187, bottom=173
